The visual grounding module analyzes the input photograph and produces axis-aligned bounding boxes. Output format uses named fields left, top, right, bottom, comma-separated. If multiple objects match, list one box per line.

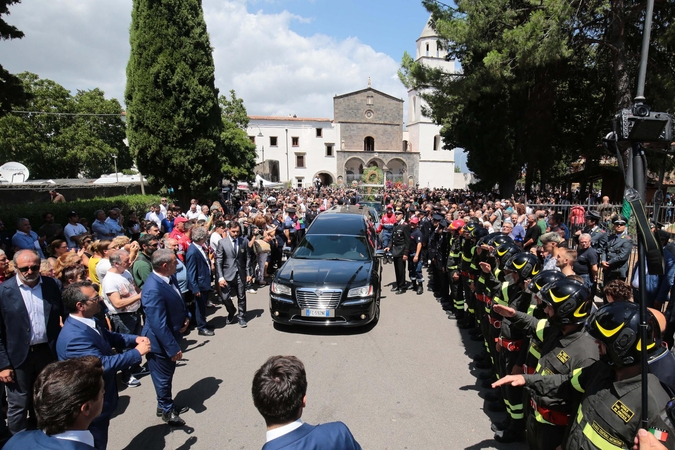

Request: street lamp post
left=249, top=125, right=265, bottom=164
left=111, top=154, right=118, bottom=183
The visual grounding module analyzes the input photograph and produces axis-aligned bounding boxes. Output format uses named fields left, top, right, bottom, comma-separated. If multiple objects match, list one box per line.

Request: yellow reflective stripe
left=494, top=268, right=501, bottom=278
left=510, top=411, right=524, bottom=420
left=581, top=422, right=624, bottom=450
left=501, top=282, right=510, bottom=303
left=576, top=405, right=583, bottom=423
left=478, top=277, right=486, bottom=284
left=493, top=297, right=508, bottom=307
left=535, top=363, right=542, bottom=373
left=527, top=304, right=536, bottom=316
left=462, top=255, right=472, bottom=262
left=536, top=319, right=548, bottom=341
left=534, top=409, right=555, bottom=426
left=468, top=308, right=474, bottom=313
left=529, top=344, right=541, bottom=360
left=571, top=368, right=584, bottom=393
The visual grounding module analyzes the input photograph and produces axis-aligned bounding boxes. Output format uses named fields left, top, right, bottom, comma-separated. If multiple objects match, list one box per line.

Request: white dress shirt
left=52, top=429, right=95, bottom=447
left=69, top=314, right=99, bottom=335
left=266, top=419, right=303, bottom=443
left=153, top=271, right=182, bottom=298
left=16, top=277, right=47, bottom=345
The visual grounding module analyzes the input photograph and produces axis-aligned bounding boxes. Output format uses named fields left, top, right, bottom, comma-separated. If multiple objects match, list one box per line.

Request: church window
left=433, top=135, right=441, bottom=151
left=426, top=43, right=429, bottom=56
left=364, top=137, right=374, bottom=152
left=292, top=136, right=299, bottom=146
left=366, top=95, right=374, bottom=105
left=316, top=128, right=322, bottom=137
left=295, top=153, right=305, bottom=168
left=325, top=144, right=334, bottom=157
left=402, top=140, right=409, bottom=152
left=270, top=136, right=278, bottom=146
left=296, top=177, right=304, bottom=188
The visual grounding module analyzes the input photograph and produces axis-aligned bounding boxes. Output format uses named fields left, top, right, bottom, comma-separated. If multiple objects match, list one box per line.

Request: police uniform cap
left=286, top=207, right=296, bottom=214
left=432, top=213, right=444, bottom=221
left=394, top=208, right=404, bottom=215
left=585, top=210, right=601, bottom=221
left=440, top=219, right=449, bottom=228
left=612, top=216, right=628, bottom=225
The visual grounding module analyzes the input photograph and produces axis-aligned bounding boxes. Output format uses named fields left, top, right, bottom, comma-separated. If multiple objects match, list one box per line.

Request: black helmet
left=478, top=232, right=501, bottom=247
left=495, top=243, right=520, bottom=270
left=472, top=227, right=489, bottom=241
left=539, top=278, right=591, bottom=326
left=586, top=302, right=657, bottom=369
left=504, top=252, right=541, bottom=280
left=463, top=223, right=477, bottom=235
left=528, top=270, right=567, bottom=294
left=487, top=234, right=513, bottom=249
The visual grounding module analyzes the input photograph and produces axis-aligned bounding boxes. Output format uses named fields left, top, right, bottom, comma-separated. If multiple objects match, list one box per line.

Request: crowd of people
left=0, top=186, right=674, bottom=449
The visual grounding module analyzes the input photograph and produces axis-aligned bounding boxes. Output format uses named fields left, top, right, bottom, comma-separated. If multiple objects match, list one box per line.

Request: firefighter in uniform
left=407, top=216, right=425, bottom=295
left=428, top=214, right=448, bottom=304
left=458, top=222, right=479, bottom=329
left=493, top=277, right=599, bottom=450
left=600, top=216, right=633, bottom=289
left=495, top=302, right=675, bottom=450
left=446, top=219, right=465, bottom=320
left=492, top=252, right=541, bottom=443
left=387, top=209, right=411, bottom=293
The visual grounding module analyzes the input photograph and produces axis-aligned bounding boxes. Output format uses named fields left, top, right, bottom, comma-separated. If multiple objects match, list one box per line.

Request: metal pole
left=285, top=128, right=289, bottom=182
left=635, top=0, right=655, bottom=102
left=112, top=155, right=118, bottom=183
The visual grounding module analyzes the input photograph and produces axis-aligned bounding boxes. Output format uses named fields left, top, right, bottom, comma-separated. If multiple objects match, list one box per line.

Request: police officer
left=601, top=216, right=633, bottom=289
left=407, top=216, right=425, bottom=295
left=304, top=202, right=319, bottom=227
left=495, top=302, right=675, bottom=450
left=493, top=278, right=598, bottom=450
left=575, top=210, right=608, bottom=257
left=387, top=209, right=411, bottom=294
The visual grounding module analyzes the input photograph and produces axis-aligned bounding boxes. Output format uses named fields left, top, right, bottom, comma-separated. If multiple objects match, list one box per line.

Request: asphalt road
left=108, top=266, right=528, bottom=450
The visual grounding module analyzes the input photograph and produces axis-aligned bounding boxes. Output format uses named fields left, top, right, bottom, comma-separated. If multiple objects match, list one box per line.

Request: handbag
left=255, top=239, right=271, bottom=254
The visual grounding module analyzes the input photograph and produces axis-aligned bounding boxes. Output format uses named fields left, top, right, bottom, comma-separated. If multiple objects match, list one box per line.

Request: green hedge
left=0, top=194, right=164, bottom=232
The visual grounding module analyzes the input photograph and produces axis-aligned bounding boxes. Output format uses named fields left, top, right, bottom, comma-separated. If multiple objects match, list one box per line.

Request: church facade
left=248, top=19, right=458, bottom=189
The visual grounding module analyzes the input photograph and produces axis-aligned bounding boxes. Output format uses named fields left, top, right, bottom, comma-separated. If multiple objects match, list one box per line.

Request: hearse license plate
left=304, top=309, right=335, bottom=317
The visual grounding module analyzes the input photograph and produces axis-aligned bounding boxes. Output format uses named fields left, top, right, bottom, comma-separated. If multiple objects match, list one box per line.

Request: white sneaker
left=247, top=288, right=257, bottom=294
left=124, top=375, right=141, bottom=388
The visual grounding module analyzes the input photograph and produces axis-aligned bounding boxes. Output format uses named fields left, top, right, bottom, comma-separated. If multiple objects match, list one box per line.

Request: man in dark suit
left=56, top=281, right=151, bottom=450
left=216, top=221, right=252, bottom=328
left=141, top=249, right=190, bottom=426
left=185, top=226, right=214, bottom=336
left=252, top=355, right=361, bottom=450
left=4, top=356, right=104, bottom=449
left=0, top=249, right=65, bottom=435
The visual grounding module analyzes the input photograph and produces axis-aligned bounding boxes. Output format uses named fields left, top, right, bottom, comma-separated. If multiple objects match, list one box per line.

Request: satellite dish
left=0, top=162, right=30, bottom=183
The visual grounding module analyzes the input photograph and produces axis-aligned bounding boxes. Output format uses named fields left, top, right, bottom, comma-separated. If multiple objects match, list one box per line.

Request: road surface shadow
left=122, top=424, right=196, bottom=450
left=174, top=376, right=223, bottom=414
left=272, top=320, right=376, bottom=335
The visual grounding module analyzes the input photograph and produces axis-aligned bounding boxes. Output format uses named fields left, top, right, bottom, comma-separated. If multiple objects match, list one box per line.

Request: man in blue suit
left=4, top=356, right=104, bottom=449
left=56, top=281, right=151, bottom=450
left=252, top=355, right=362, bottom=450
left=142, top=249, right=190, bottom=426
left=0, top=249, right=65, bottom=435
left=185, top=226, right=214, bottom=336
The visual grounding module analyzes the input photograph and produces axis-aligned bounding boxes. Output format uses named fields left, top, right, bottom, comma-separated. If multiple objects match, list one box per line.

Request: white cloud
left=0, top=0, right=407, bottom=119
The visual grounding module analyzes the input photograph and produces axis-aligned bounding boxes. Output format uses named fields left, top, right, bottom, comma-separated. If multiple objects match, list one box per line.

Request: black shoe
left=486, top=401, right=506, bottom=412
left=427, top=285, right=434, bottom=292
left=473, top=352, right=489, bottom=362
left=446, top=311, right=457, bottom=320
left=481, top=378, right=498, bottom=389
left=457, top=319, right=475, bottom=329
left=494, top=428, right=524, bottom=443
left=239, top=319, right=248, bottom=328
left=162, top=410, right=186, bottom=426
left=491, top=419, right=510, bottom=432
left=390, top=286, right=399, bottom=292
left=198, top=328, right=215, bottom=336
left=227, top=312, right=238, bottom=324
left=474, top=359, right=492, bottom=369
left=156, top=406, right=189, bottom=417
left=470, top=334, right=485, bottom=342
left=468, top=327, right=481, bottom=336
left=395, top=289, right=406, bottom=295
left=416, top=284, right=423, bottom=295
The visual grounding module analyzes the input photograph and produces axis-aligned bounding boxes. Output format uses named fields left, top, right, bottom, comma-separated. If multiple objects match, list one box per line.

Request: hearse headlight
left=271, top=282, right=292, bottom=296
left=347, top=285, right=373, bottom=298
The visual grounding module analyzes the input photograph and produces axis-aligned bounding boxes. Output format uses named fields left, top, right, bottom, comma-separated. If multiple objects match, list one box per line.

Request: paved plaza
left=108, top=268, right=527, bottom=450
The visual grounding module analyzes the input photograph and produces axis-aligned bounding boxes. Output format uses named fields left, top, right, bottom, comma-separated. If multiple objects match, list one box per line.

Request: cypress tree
left=125, top=0, right=223, bottom=202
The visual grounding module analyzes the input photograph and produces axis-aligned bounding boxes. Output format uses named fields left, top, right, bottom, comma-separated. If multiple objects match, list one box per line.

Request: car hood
left=277, top=258, right=372, bottom=288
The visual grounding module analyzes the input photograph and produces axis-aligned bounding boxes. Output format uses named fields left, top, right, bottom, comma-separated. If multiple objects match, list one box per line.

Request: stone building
left=248, top=18, right=460, bottom=189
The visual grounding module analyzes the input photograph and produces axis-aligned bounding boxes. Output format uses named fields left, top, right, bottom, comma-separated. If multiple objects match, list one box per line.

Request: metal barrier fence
left=524, top=202, right=674, bottom=284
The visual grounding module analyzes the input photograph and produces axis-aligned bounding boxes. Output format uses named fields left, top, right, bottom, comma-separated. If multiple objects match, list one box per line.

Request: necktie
left=233, top=238, right=238, bottom=254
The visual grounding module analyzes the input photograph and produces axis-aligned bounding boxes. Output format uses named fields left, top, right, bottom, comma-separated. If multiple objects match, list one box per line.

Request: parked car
left=269, top=206, right=383, bottom=327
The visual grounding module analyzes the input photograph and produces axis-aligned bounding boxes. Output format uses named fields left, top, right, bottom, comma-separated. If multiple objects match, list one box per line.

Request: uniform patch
left=650, top=428, right=669, bottom=442
left=591, top=421, right=624, bottom=447
left=611, top=400, right=635, bottom=423
left=542, top=367, right=554, bottom=376
left=557, top=350, right=570, bottom=364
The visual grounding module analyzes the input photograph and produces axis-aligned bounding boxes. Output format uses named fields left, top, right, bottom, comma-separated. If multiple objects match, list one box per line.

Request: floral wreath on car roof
left=362, top=166, right=383, bottom=185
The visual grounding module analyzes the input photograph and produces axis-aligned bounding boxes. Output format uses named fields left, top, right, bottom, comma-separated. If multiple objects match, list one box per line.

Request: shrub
left=0, top=194, right=165, bottom=233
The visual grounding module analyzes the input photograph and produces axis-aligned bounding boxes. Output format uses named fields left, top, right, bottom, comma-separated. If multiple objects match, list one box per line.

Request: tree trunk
left=498, top=170, right=519, bottom=199
left=610, top=0, right=633, bottom=108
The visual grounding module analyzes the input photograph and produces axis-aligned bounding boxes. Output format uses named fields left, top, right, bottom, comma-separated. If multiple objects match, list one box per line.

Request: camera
left=613, top=103, right=673, bottom=144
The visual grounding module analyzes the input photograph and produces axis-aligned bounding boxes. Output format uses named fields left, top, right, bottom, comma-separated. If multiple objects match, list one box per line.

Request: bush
left=0, top=194, right=164, bottom=233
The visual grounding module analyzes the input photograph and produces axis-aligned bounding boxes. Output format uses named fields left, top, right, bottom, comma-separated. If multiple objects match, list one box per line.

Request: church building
left=248, top=19, right=458, bottom=189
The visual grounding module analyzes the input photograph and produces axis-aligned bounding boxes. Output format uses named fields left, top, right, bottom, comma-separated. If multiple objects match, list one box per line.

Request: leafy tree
left=0, top=0, right=29, bottom=116
left=401, top=0, right=675, bottom=196
left=125, top=0, right=223, bottom=204
left=0, top=73, right=130, bottom=178
left=219, top=90, right=257, bottom=182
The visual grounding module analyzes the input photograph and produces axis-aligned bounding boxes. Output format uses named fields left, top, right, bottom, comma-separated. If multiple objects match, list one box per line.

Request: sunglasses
left=82, top=295, right=101, bottom=304
left=18, top=265, right=40, bottom=273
